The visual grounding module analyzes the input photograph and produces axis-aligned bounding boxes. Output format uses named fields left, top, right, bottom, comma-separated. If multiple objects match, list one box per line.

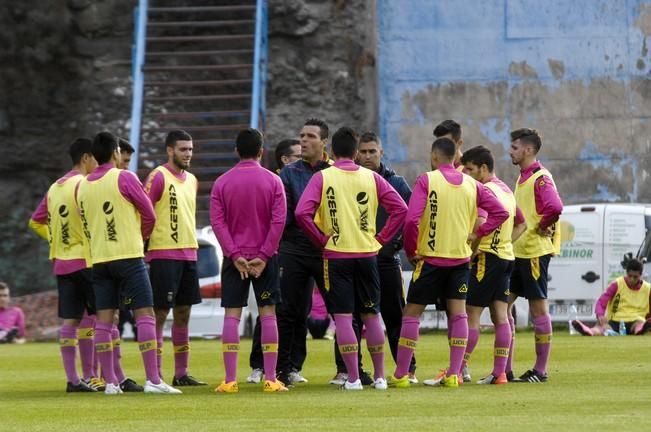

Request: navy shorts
left=467, top=252, right=514, bottom=307
left=57, top=268, right=96, bottom=319
left=324, top=257, right=380, bottom=314
left=93, top=258, right=154, bottom=311
left=221, top=255, right=281, bottom=308
left=149, top=259, right=201, bottom=308
left=406, top=262, right=470, bottom=308
left=510, top=254, right=552, bottom=300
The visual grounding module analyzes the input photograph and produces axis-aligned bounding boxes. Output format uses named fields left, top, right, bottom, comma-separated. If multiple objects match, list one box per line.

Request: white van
left=547, top=203, right=651, bottom=323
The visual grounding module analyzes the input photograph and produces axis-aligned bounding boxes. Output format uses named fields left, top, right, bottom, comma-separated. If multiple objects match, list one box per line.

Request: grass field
left=1, top=330, right=650, bottom=431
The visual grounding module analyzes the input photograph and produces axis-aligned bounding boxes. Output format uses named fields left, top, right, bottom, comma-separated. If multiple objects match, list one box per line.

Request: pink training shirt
left=518, top=161, right=563, bottom=229
left=80, top=163, right=156, bottom=240
left=294, top=159, right=408, bottom=259
left=0, top=306, right=26, bottom=338
left=31, top=170, right=88, bottom=276
left=594, top=278, right=651, bottom=319
left=144, top=163, right=197, bottom=262
left=404, top=164, right=509, bottom=267
left=210, top=160, right=287, bottom=261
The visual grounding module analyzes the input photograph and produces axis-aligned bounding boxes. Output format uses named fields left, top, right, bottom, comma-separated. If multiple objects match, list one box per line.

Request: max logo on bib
left=356, top=191, right=369, bottom=232
left=103, top=201, right=118, bottom=242
left=59, top=205, right=71, bottom=246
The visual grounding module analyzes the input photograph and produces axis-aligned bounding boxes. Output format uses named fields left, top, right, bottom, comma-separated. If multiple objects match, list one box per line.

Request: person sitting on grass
left=572, top=258, right=651, bottom=336
left=0, top=282, right=26, bottom=344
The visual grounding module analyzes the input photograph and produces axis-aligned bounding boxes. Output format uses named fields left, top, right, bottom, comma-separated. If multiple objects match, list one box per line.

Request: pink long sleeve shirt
left=294, top=159, right=408, bottom=259
left=404, top=164, right=509, bottom=267
left=0, top=306, right=26, bottom=338
left=209, top=160, right=287, bottom=261
left=518, top=161, right=563, bottom=229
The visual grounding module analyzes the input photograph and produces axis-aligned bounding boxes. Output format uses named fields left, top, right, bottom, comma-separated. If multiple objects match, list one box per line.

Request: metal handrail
left=128, top=0, right=148, bottom=172
left=250, top=0, right=268, bottom=131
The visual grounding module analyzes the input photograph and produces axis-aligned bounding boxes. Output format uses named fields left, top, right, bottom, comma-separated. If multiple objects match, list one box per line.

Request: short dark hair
left=92, top=132, right=119, bottom=165
left=165, top=130, right=193, bottom=149
left=0, top=281, right=8, bottom=291
left=69, top=138, right=93, bottom=165
left=274, top=139, right=300, bottom=169
left=626, top=258, right=644, bottom=273
left=359, top=131, right=381, bottom=146
left=118, top=138, right=134, bottom=155
left=304, top=118, right=329, bottom=140
left=431, top=137, right=456, bottom=159
left=331, top=127, right=358, bottom=158
left=433, top=120, right=462, bottom=141
left=511, top=128, right=542, bottom=153
left=460, top=145, right=494, bottom=172
left=236, top=128, right=263, bottom=158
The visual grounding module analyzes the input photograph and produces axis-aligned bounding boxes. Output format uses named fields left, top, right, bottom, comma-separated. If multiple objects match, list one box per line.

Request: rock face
left=0, top=0, right=378, bottom=295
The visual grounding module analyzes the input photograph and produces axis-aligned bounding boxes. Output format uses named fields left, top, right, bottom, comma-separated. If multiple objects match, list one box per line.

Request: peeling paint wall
left=378, top=0, right=651, bottom=203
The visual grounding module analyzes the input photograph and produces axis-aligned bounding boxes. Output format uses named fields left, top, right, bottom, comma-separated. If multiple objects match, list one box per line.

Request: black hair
left=433, top=120, right=462, bottom=141
left=304, top=118, right=329, bottom=140
left=510, top=128, right=542, bottom=153
left=274, top=139, right=300, bottom=169
left=165, top=130, right=193, bottom=148
left=0, top=281, right=8, bottom=291
left=236, top=128, right=263, bottom=159
left=460, top=145, right=494, bottom=172
left=359, top=131, right=381, bottom=146
left=92, top=132, right=119, bottom=165
left=331, top=127, right=359, bottom=158
left=118, top=138, right=134, bottom=155
left=627, top=258, right=644, bottom=273
left=69, top=138, right=93, bottom=165
left=431, top=137, right=456, bottom=159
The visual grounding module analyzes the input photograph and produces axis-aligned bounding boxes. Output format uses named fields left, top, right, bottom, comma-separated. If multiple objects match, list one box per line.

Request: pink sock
left=136, top=315, right=160, bottom=384
left=172, top=325, right=189, bottom=379
left=222, top=316, right=240, bottom=383
left=95, top=321, right=117, bottom=385
left=533, top=314, right=552, bottom=374
left=78, top=314, right=96, bottom=380
left=362, top=314, right=385, bottom=379
left=506, top=315, right=515, bottom=374
left=464, top=327, right=480, bottom=369
left=156, top=325, right=164, bottom=380
left=448, top=313, right=468, bottom=376
left=334, top=314, right=359, bottom=382
left=492, top=323, right=512, bottom=377
left=394, top=316, right=420, bottom=378
left=260, top=315, right=279, bottom=381
left=111, top=326, right=126, bottom=383
left=60, top=324, right=80, bottom=385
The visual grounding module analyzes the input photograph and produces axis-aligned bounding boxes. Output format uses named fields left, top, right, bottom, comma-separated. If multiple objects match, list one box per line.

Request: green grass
left=1, top=331, right=650, bottom=431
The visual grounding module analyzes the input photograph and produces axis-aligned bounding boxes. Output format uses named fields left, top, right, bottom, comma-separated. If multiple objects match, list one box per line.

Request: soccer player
left=274, top=138, right=301, bottom=173
left=388, top=137, right=508, bottom=389
left=0, top=282, right=26, bottom=344
left=28, top=138, right=98, bottom=391
left=210, top=128, right=288, bottom=393
left=508, top=128, right=563, bottom=383
left=355, top=132, right=417, bottom=381
left=460, top=146, right=527, bottom=384
left=433, top=120, right=464, bottom=169
left=572, top=258, right=651, bottom=336
left=144, top=130, right=206, bottom=386
left=77, top=131, right=180, bottom=394
left=118, top=138, right=135, bottom=170
left=295, top=126, right=408, bottom=390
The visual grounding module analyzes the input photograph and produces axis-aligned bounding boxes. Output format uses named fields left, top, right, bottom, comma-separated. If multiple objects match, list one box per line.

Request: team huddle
left=29, top=118, right=565, bottom=394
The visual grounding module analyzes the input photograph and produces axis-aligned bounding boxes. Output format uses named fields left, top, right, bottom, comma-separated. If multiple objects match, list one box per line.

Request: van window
left=197, top=244, right=220, bottom=278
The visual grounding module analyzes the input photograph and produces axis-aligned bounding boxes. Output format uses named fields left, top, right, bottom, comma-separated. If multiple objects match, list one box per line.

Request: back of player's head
left=626, top=258, right=644, bottom=273
left=236, top=128, right=263, bottom=158
left=510, top=128, right=542, bottom=153
left=165, top=130, right=192, bottom=149
left=433, top=120, right=462, bottom=141
left=460, top=145, right=494, bottom=172
left=92, top=132, right=119, bottom=165
left=274, top=138, right=300, bottom=168
left=331, top=127, right=358, bottom=158
left=304, top=118, right=329, bottom=140
left=69, top=138, right=93, bottom=165
left=118, top=138, right=134, bottom=155
left=359, top=131, right=381, bottom=147
left=431, top=137, right=456, bottom=160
